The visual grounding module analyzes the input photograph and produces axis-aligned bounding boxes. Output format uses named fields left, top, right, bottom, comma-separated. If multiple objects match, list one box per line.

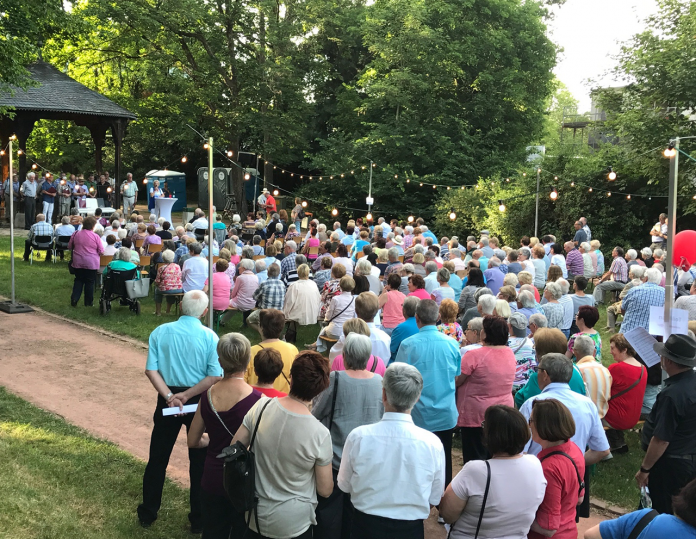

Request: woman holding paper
left=187, top=333, right=263, bottom=539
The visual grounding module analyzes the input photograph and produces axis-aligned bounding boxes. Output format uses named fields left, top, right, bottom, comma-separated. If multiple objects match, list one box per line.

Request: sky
left=548, top=0, right=659, bottom=112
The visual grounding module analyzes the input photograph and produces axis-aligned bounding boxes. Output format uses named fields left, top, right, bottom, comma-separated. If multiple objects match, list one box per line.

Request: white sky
left=548, top=0, right=659, bottom=112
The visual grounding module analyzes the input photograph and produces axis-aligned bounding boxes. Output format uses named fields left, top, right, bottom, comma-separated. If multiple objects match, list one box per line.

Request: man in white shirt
left=329, top=292, right=390, bottom=361
left=423, top=261, right=440, bottom=294
left=338, top=363, right=445, bottom=539
left=181, top=243, right=209, bottom=292
left=650, top=213, right=668, bottom=250
left=191, top=211, right=209, bottom=231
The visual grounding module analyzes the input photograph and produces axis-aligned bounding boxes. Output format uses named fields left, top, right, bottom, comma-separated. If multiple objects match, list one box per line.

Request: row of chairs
left=28, top=235, right=73, bottom=264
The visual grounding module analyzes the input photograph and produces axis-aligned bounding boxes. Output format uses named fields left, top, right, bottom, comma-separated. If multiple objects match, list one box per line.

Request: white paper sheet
left=648, top=306, right=689, bottom=339
left=162, top=403, right=198, bottom=416
left=624, top=327, right=662, bottom=368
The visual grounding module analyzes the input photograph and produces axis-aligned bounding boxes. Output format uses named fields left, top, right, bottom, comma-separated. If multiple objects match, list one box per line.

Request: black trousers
left=460, top=427, right=490, bottom=466
left=434, top=428, right=455, bottom=487
left=138, top=390, right=206, bottom=528
left=24, top=197, right=35, bottom=229
left=649, top=455, right=696, bottom=514
left=351, top=510, right=423, bottom=539
left=314, top=469, right=353, bottom=539
left=71, top=268, right=97, bottom=306
left=200, top=488, right=247, bottom=539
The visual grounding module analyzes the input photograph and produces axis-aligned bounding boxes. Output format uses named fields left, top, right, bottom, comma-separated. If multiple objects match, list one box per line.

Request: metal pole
left=534, top=168, right=540, bottom=238
left=208, top=137, right=214, bottom=330
left=664, top=138, right=679, bottom=341
left=9, top=138, right=15, bottom=304
left=368, top=160, right=373, bottom=215
left=254, top=154, right=259, bottom=216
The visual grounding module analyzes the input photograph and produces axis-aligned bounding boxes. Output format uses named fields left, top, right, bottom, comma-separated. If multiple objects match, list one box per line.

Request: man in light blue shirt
left=121, top=172, right=138, bottom=216
left=333, top=222, right=345, bottom=240
left=520, top=353, right=610, bottom=461
left=139, top=290, right=222, bottom=532
left=423, top=261, right=440, bottom=294
left=396, top=299, right=461, bottom=487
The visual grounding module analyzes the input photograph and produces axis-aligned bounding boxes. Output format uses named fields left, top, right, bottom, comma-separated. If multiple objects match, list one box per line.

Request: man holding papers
left=137, top=290, right=222, bottom=533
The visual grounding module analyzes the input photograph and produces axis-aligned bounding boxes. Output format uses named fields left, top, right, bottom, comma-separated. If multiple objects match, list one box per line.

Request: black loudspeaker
left=197, top=167, right=228, bottom=210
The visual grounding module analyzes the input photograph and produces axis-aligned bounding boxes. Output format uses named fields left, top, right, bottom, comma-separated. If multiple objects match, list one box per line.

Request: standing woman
left=149, top=179, right=163, bottom=213
left=302, top=226, right=320, bottom=261
left=528, top=399, right=585, bottom=539
left=378, top=273, right=406, bottom=335
left=68, top=215, right=104, bottom=307
left=291, top=197, right=303, bottom=231
left=456, top=316, right=517, bottom=464
left=187, top=334, right=263, bottom=539
left=231, top=351, right=334, bottom=539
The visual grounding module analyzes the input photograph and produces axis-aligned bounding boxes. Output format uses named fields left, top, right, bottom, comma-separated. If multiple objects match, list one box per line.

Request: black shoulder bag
left=217, top=399, right=272, bottom=534
left=328, top=371, right=339, bottom=431
left=447, top=460, right=491, bottom=539
left=540, top=450, right=585, bottom=496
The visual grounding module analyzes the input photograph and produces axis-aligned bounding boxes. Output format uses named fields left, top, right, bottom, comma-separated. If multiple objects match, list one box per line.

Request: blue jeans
left=562, top=329, right=570, bottom=339
left=642, top=383, right=661, bottom=416
left=295, top=220, right=301, bottom=232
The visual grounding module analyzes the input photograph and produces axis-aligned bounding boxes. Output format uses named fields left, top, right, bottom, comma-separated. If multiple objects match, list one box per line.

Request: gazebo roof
left=0, top=61, right=136, bottom=120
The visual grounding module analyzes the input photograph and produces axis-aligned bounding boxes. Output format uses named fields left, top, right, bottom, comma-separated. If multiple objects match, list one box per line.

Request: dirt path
left=0, top=308, right=607, bottom=537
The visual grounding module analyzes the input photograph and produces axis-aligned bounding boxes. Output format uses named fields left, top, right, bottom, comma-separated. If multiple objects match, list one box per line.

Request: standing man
left=73, top=177, right=90, bottom=208
left=3, top=173, right=20, bottom=224
left=263, top=188, right=276, bottom=214
left=593, top=246, right=629, bottom=304
left=650, top=213, right=668, bottom=251
left=56, top=176, right=72, bottom=220
left=121, top=172, right=138, bottom=216
left=257, top=188, right=267, bottom=217
left=40, top=173, right=57, bottom=224
left=580, top=216, right=592, bottom=242
left=338, top=363, right=445, bottom=539
left=137, top=290, right=222, bottom=532
left=95, top=174, right=111, bottom=205
left=395, top=299, right=461, bottom=488
left=20, top=172, right=38, bottom=229
left=573, top=220, right=587, bottom=247
left=565, top=240, right=584, bottom=281
left=636, top=334, right=696, bottom=514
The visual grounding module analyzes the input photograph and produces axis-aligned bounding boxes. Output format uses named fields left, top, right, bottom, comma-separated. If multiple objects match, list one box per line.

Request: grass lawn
left=0, top=236, right=644, bottom=510
left=0, top=236, right=321, bottom=346
left=0, top=387, right=193, bottom=539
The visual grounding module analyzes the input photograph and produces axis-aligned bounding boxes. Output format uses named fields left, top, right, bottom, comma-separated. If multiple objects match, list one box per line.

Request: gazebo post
left=15, top=118, right=36, bottom=183
left=89, top=124, right=108, bottom=175
left=111, top=119, right=125, bottom=212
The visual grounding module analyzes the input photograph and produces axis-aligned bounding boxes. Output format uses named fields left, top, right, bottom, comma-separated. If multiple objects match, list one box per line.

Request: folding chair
left=134, top=238, right=145, bottom=249
left=194, top=228, right=207, bottom=241
left=30, top=235, right=54, bottom=265
left=54, top=235, right=72, bottom=261
left=147, top=243, right=163, bottom=254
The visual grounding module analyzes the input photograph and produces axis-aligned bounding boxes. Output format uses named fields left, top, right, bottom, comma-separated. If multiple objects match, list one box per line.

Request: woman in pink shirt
left=302, top=227, right=321, bottom=260
left=142, top=224, right=162, bottom=253
left=407, top=274, right=431, bottom=300
left=68, top=215, right=104, bottom=307
left=378, top=273, right=406, bottom=335
left=456, top=315, right=516, bottom=464
left=228, top=259, right=259, bottom=311
left=330, top=318, right=387, bottom=375
left=204, top=259, right=232, bottom=312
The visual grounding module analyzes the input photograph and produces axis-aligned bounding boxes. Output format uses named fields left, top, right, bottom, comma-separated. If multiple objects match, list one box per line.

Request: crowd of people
left=11, top=181, right=696, bottom=539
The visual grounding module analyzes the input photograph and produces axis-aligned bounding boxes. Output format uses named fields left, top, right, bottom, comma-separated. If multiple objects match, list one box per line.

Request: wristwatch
left=165, top=392, right=173, bottom=401
left=640, top=466, right=651, bottom=474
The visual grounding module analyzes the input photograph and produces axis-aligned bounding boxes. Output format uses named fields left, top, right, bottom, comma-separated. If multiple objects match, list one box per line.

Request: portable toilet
left=145, top=169, right=187, bottom=212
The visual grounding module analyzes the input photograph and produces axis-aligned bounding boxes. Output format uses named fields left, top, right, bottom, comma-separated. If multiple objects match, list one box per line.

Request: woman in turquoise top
left=514, top=327, right=586, bottom=409
left=350, top=229, right=370, bottom=260
left=104, top=247, right=139, bottom=277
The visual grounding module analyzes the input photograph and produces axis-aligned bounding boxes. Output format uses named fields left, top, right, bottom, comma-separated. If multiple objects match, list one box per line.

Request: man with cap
left=636, top=334, right=696, bottom=514
left=257, top=188, right=268, bottom=216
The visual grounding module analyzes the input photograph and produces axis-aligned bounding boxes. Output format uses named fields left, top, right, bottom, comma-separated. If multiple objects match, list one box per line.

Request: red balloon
left=672, top=230, right=696, bottom=270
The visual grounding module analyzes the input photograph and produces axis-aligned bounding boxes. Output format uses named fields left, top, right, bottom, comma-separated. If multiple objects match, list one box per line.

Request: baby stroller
left=99, top=266, right=148, bottom=315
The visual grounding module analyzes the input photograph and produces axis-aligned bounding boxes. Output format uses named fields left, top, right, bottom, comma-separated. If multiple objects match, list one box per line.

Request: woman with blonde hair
left=495, top=299, right=512, bottom=319
left=330, top=318, right=385, bottom=374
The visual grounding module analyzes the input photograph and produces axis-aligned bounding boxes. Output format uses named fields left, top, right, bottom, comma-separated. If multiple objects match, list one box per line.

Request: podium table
left=155, top=197, right=177, bottom=224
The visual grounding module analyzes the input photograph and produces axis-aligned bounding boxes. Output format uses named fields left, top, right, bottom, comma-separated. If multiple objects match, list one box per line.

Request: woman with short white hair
left=355, top=258, right=383, bottom=295
left=541, top=282, right=565, bottom=330
left=154, top=249, right=184, bottom=316
left=284, top=264, right=321, bottom=326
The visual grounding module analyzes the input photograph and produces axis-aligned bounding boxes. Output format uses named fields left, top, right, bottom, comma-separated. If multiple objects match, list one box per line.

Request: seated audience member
left=606, top=265, right=646, bottom=331
left=203, top=259, right=232, bottom=313
left=181, top=242, right=208, bottom=292
left=186, top=333, right=263, bottom=539
left=252, top=348, right=288, bottom=398
left=567, top=305, right=602, bottom=361
left=103, top=246, right=137, bottom=275
left=330, top=292, right=390, bottom=363
left=570, top=276, right=595, bottom=321
left=153, top=250, right=184, bottom=316
left=312, top=333, right=385, bottom=538
left=443, top=260, right=463, bottom=302
left=437, top=299, right=464, bottom=345
left=508, top=312, right=537, bottom=393
left=407, top=274, right=431, bottom=300
left=314, top=256, right=334, bottom=292
left=379, top=273, right=406, bottom=335
left=458, top=288, right=495, bottom=328
left=331, top=318, right=386, bottom=375
left=574, top=335, right=612, bottom=421
left=603, top=334, right=648, bottom=454
left=584, top=477, right=696, bottom=539
left=514, top=329, right=587, bottom=408
left=255, top=260, right=268, bottom=284
left=389, top=296, right=421, bottom=363
left=529, top=312, right=548, bottom=338
left=495, top=298, right=512, bottom=320
left=355, top=258, right=383, bottom=296
left=143, top=224, right=162, bottom=253
left=103, top=233, right=118, bottom=256
left=431, top=267, right=455, bottom=306
left=333, top=243, right=354, bottom=276
left=284, top=264, right=321, bottom=326
left=246, top=309, right=299, bottom=394
left=338, top=364, right=445, bottom=539
left=541, top=282, right=566, bottom=330
left=461, top=316, right=484, bottom=359
left=156, top=221, right=173, bottom=240
left=314, top=276, right=357, bottom=352
left=440, top=405, right=546, bottom=538
left=231, top=352, right=333, bottom=539
left=319, top=263, right=347, bottom=319
left=517, top=289, right=542, bottom=321
left=528, top=399, right=586, bottom=539
left=456, top=316, right=517, bottom=464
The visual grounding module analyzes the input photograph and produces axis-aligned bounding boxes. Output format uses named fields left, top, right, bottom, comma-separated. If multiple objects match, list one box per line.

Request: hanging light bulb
left=461, top=186, right=465, bottom=190
left=419, top=182, right=423, bottom=187
left=433, top=185, right=437, bottom=189
left=550, top=189, right=558, bottom=200
left=181, top=156, right=188, bottom=163
left=589, top=187, right=593, bottom=192
left=693, top=195, right=696, bottom=200
left=394, top=174, right=398, bottom=179
left=372, top=163, right=376, bottom=167
left=449, top=208, right=457, bottom=221
left=273, top=165, right=277, bottom=169
left=301, top=201, right=308, bottom=208
left=331, top=208, right=338, bottom=217
left=607, top=192, right=612, bottom=197
left=498, top=200, right=506, bottom=212
left=366, top=212, right=373, bottom=221
left=407, top=215, right=414, bottom=223
left=60, top=179, right=66, bottom=185
left=361, top=166, right=366, bottom=170
left=226, top=150, right=233, bottom=157
left=273, top=189, right=279, bottom=196
left=291, top=173, right=294, bottom=177
left=554, top=176, right=558, bottom=181
left=506, top=178, right=510, bottom=182
left=17, top=149, right=23, bottom=155
left=664, top=145, right=676, bottom=158
left=319, top=176, right=323, bottom=180
left=107, top=187, right=112, bottom=193
left=570, top=182, right=575, bottom=187
left=32, top=163, right=37, bottom=169
left=46, top=173, right=51, bottom=178
left=89, top=187, right=95, bottom=193
left=607, top=167, right=617, bottom=181
left=0, top=150, right=4, bottom=156
left=329, top=175, right=333, bottom=179
left=143, top=178, right=149, bottom=185
left=627, top=194, right=631, bottom=199
left=244, top=173, right=251, bottom=180
left=351, top=170, right=355, bottom=174
left=203, top=143, right=209, bottom=150
left=522, top=172, right=527, bottom=177
left=406, top=179, right=410, bottom=183
left=309, top=176, right=313, bottom=180
left=447, top=186, right=451, bottom=190
left=340, top=174, right=344, bottom=178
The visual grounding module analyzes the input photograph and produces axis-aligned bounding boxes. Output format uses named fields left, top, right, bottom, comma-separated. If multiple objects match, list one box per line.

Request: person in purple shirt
left=564, top=240, right=585, bottom=279
left=67, top=215, right=104, bottom=307
left=483, top=258, right=505, bottom=295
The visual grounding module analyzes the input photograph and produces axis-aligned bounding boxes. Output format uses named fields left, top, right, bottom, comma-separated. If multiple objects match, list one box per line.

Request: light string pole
left=534, top=167, right=541, bottom=238
left=663, top=137, right=682, bottom=343
left=207, top=137, right=214, bottom=331
left=367, top=159, right=374, bottom=220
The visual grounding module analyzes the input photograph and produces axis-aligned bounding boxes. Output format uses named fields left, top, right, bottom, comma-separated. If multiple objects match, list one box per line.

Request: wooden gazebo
left=0, top=61, right=136, bottom=208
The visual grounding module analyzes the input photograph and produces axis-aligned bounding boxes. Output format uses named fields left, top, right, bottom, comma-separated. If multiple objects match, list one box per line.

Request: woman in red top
left=604, top=334, right=648, bottom=452
left=529, top=398, right=586, bottom=539
left=251, top=348, right=288, bottom=398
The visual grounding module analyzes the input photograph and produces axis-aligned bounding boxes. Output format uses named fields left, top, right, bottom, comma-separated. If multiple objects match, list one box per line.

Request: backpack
left=217, top=399, right=272, bottom=528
